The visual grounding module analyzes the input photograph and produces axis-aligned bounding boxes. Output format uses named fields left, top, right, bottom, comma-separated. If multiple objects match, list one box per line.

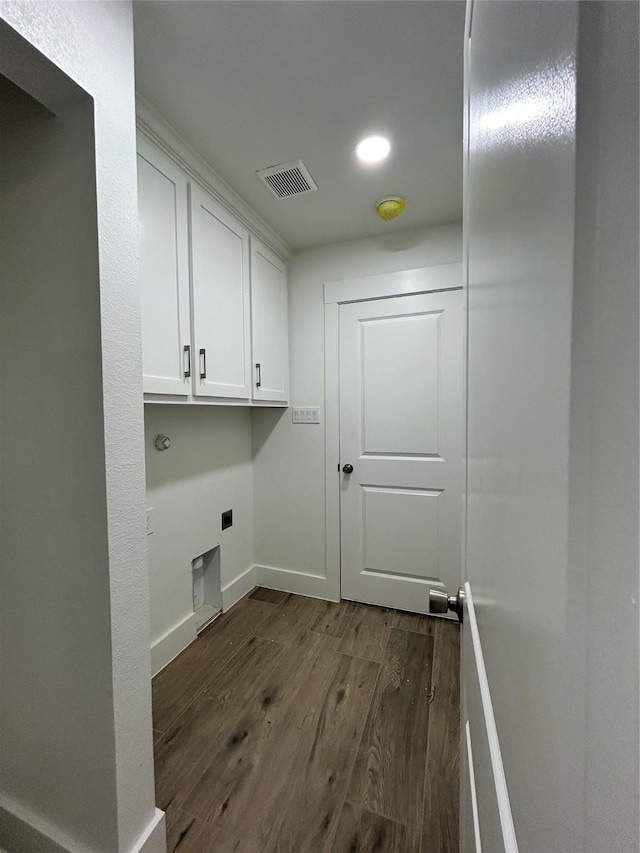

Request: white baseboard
left=0, top=799, right=67, bottom=853
left=255, top=564, right=339, bottom=601
left=465, top=582, right=518, bottom=853
left=150, top=564, right=333, bottom=680
left=0, top=800, right=166, bottom=853
left=221, top=564, right=256, bottom=610
left=129, top=809, right=166, bottom=853
left=150, top=566, right=257, bottom=677
left=151, top=612, right=197, bottom=676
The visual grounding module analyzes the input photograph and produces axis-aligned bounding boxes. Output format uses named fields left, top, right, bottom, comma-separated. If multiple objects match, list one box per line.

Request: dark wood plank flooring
left=153, top=590, right=460, bottom=853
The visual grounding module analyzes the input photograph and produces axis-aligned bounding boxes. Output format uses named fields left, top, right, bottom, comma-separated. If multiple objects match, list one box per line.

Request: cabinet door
left=250, top=239, right=289, bottom=403
left=189, top=184, right=251, bottom=400
left=137, top=136, right=191, bottom=395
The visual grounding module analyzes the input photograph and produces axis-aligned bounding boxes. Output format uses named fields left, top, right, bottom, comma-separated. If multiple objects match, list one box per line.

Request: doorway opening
left=0, top=45, right=121, bottom=849
left=323, top=266, right=465, bottom=613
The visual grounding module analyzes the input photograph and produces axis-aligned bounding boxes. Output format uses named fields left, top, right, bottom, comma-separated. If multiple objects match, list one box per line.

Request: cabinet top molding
left=136, top=96, right=292, bottom=262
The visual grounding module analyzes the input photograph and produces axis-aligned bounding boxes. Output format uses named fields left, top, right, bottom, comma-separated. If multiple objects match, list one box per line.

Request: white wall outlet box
left=292, top=407, right=320, bottom=424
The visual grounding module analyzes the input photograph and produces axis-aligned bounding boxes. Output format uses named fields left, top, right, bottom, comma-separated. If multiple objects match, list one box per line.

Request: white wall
left=145, top=405, right=255, bottom=672
left=0, top=4, right=160, bottom=853
left=463, top=1, right=638, bottom=851
left=573, top=4, right=639, bottom=848
left=464, top=4, right=586, bottom=848
left=252, top=223, right=462, bottom=598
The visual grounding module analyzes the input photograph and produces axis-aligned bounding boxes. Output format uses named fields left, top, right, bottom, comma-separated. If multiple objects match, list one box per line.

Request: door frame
left=323, top=261, right=463, bottom=602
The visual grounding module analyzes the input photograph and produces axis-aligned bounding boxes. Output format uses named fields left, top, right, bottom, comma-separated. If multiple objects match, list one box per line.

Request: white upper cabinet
left=251, top=239, right=289, bottom=403
left=137, top=132, right=288, bottom=406
left=189, top=184, right=251, bottom=400
left=137, top=137, right=191, bottom=395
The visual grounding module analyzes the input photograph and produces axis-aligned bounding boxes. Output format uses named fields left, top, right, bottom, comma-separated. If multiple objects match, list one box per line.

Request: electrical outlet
left=221, top=509, right=233, bottom=530
left=146, top=508, right=153, bottom=536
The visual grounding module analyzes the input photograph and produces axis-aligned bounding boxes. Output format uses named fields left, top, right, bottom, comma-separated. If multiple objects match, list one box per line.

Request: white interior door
left=339, top=289, right=463, bottom=612
left=189, top=183, right=251, bottom=399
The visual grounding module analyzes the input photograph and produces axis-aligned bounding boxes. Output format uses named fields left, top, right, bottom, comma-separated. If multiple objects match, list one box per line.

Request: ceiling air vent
left=256, top=159, right=318, bottom=199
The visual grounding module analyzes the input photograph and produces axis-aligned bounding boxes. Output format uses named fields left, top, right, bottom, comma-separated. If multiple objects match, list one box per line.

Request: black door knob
left=342, top=464, right=354, bottom=474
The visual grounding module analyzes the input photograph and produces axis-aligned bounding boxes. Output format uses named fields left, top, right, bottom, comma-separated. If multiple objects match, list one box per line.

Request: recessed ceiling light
left=355, top=135, right=391, bottom=164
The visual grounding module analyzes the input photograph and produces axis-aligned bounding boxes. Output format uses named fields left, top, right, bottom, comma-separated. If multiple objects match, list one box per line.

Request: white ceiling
left=133, top=1, right=465, bottom=250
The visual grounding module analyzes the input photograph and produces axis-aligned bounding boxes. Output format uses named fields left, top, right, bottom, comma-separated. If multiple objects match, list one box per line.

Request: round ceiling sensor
left=355, top=135, right=391, bottom=163
left=376, top=196, right=405, bottom=221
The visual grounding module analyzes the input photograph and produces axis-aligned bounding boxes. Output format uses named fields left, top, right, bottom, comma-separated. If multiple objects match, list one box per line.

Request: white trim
left=151, top=612, right=197, bottom=676
left=465, top=720, right=483, bottom=853
left=0, top=798, right=67, bottom=853
left=0, top=796, right=164, bottom=853
left=128, top=809, right=166, bottom=853
left=324, top=266, right=463, bottom=604
left=144, top=395, right=287, bottom=408
left=255, top=564, right=339, bottom=601
left=136, top=98, right=291, bottom=262
left=324, top=302, right=341, bottom=602
left=465, top=582, right=519, bottom=853
left=221, top=564, right=257, bottom=611
left=151, top=566, right=257, bottom=676
left=251, top=399, right=288, bottom=408
left=324, top=262, right=462, bottom=305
